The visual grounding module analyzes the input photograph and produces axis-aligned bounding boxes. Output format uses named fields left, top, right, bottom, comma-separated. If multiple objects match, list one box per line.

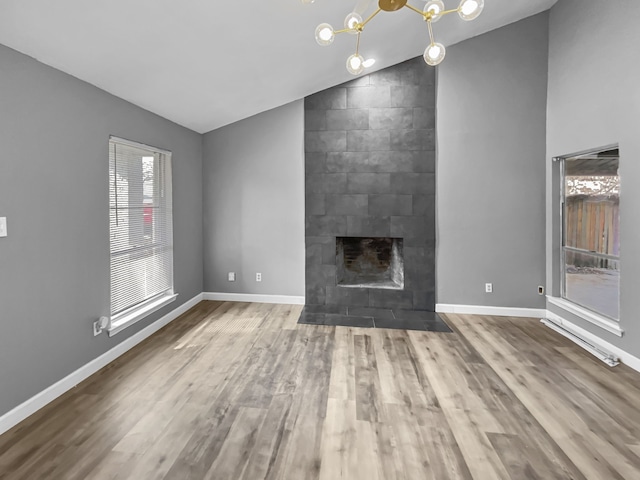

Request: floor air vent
left=540, top=317, right=619, bottom=367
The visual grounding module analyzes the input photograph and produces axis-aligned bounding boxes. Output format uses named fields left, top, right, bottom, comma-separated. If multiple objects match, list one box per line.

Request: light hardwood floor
left=0, top=301, right=639, bottom=479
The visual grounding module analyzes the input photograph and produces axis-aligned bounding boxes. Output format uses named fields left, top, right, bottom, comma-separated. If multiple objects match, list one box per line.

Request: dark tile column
left=304, top=56, right=436, bottom=313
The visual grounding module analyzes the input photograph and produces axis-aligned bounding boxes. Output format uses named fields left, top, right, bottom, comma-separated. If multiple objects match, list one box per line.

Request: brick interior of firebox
left=336, top=237, right=404, bottom=290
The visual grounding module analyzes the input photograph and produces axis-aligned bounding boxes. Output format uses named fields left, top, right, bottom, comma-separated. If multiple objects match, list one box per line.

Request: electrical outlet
left=485, top=283, right=493, bottom=293
left=93, top=316, right=109, bottom=336
left=0, top=217, right=7, bottom=238
left=538, top=285, right=545, bottom=295
left=228, top=272, right=236, bottom=282
left=256, top=273, right=262, bottom=282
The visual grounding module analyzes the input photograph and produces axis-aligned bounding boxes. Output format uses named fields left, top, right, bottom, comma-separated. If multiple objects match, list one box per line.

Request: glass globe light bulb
left=346, top=54, right=365, bottom=75
left=344, top=12, right=363, bottom=35
left=315, top=23, right=335, bottom=46
left=423, top=42, right=446, bottom=66
left=423, top=1, right=445, bottom=22
left=458, top=0, right=484, bottom=21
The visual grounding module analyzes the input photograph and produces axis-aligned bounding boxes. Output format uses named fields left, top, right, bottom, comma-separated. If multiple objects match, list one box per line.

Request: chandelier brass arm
left=405, top=4, right=461, bottom=17
left=361, top=7, right=383, bottom=27
left=312, top=0, right=485, bottom=74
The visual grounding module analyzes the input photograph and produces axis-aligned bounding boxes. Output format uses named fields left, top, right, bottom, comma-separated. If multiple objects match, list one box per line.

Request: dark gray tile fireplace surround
left=300, top=57, right=443, bottom=331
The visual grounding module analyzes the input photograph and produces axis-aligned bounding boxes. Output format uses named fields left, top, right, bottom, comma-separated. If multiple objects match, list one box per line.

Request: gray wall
left=304, top=57, right=436, bottom=311
left=436, top=13, right=548, bottom=308
left=0, top=44, right=203, bottom=417
left=546, top=0, right=640, bottom=356
left=202, top=101, right=305, bottom=296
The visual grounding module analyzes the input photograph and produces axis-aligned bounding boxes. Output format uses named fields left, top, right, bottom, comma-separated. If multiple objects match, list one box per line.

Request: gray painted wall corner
left=436, top=12, right=549, bottom=309
left=202, top=100, right=305, bottom=297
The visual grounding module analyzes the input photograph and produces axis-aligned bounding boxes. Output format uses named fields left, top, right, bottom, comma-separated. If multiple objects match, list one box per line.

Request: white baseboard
left=0, top=293, right=204, bottom=437
left=203, top=292, right=305, bottom=305
left=436, top=303, right=547, bottom=318
left=545, top=311, right=640, bottom=373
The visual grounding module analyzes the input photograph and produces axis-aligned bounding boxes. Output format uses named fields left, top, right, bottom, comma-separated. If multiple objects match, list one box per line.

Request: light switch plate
left=0, top=217, right=7, bottom=237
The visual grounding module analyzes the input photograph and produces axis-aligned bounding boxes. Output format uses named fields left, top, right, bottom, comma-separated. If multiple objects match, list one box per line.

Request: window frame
left=551, top=144, right=622, bottom=337
left=107, top=136, right=177, bottom=336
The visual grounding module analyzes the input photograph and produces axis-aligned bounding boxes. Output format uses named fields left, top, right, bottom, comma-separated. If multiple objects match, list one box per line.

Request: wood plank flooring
left=0, top=301, right=639, bottom=479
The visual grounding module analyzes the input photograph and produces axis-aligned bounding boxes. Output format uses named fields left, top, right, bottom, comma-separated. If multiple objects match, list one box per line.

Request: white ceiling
left=0, top=0, right=557, bottom=133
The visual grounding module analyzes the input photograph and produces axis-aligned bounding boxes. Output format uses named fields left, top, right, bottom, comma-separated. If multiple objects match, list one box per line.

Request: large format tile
left=368, top=289, right=414, bottom=309
left=390, top=215, right=434, bottom=245
left=346, top=216, right=391, bottom=237
left=374, top=316, right=452, bottom=332
left=412, top=194, right=435, bottom=215
left=305, top=131, right=347, bottom=153
left=347, top=306, right=395, bottom=320
left=306, top=88, right=347, bottom=110
left=305, top=284, right=326, bottom=304
left=412, top=108, right=436, bottom=129
left=325, top=194, right=368, bottom=216
left=346, top=173, right=391, bottom=194
left=369, top=151, right=425, bottom=173
left=390, top=85, right=432, bottom=108
left=325, top=152, right=371, bottom=173
left=389, top=172, right=435, bottom=195
left=347, top=86, right=391, bottom=109
left=306, top=173, right=348, bottom=194
left=390, top=129, right=434, bottom=151
left=326, top=109, right=369, bottom=131
left=298, top=311, right=375, bottom=328
left=306, top=215, right=348, bottom=237
left=326, top=286, right=370, bottom=307
left=305, top=193, right=326, bottom=215
left=347, top=130, right=391, bottom=152
left=304, top=152, right=327, bottom=174
left=305, top=110, right=326, bottom=131
left=368, top=194, right=413, bottom=216
left=369, top=108, right=413, bottom=130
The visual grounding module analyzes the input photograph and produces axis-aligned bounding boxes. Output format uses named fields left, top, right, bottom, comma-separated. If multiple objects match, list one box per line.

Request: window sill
left=108, top=293, right=178, bottom=337
left=547, top=296, right=624, bottom=337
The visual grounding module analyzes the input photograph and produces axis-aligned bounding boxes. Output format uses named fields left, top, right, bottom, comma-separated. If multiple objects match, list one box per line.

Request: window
left=560, top=147, right=620, bottom=321
left=108, top=136, right=175, bottom=335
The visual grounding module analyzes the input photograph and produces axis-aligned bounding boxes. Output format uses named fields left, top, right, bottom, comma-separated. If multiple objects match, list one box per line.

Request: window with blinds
left=108, top=137, right=174, bottom=329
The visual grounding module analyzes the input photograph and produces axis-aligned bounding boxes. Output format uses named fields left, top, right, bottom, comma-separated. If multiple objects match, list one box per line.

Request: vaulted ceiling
left=0, top=0, right=557, bottom=133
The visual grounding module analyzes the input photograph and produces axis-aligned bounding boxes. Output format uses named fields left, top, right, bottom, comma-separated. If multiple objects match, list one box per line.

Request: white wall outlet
left=228, top=272, right=236, bottom=282
left=0, top=217, right=7, bottom=238
left=538, top=285, right=545, bottom=295
left=256, top=272, right=262, bottom=282
left=485, top=283, right=493, bottom=293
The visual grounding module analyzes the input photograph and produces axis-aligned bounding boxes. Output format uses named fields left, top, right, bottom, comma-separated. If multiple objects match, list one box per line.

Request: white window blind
left=108, top=137, right=174, bottom=322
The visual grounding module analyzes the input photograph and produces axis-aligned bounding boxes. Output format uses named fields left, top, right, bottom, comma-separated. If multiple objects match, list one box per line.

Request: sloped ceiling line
left=0, top=0, right=556, bottom=133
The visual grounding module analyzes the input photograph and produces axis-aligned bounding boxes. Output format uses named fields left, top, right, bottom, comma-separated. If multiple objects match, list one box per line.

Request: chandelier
left=310, top=0, right=485, bottom=74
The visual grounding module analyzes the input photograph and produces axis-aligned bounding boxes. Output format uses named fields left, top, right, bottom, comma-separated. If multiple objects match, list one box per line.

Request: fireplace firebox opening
left=336, top=237, right=404, bottom=290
